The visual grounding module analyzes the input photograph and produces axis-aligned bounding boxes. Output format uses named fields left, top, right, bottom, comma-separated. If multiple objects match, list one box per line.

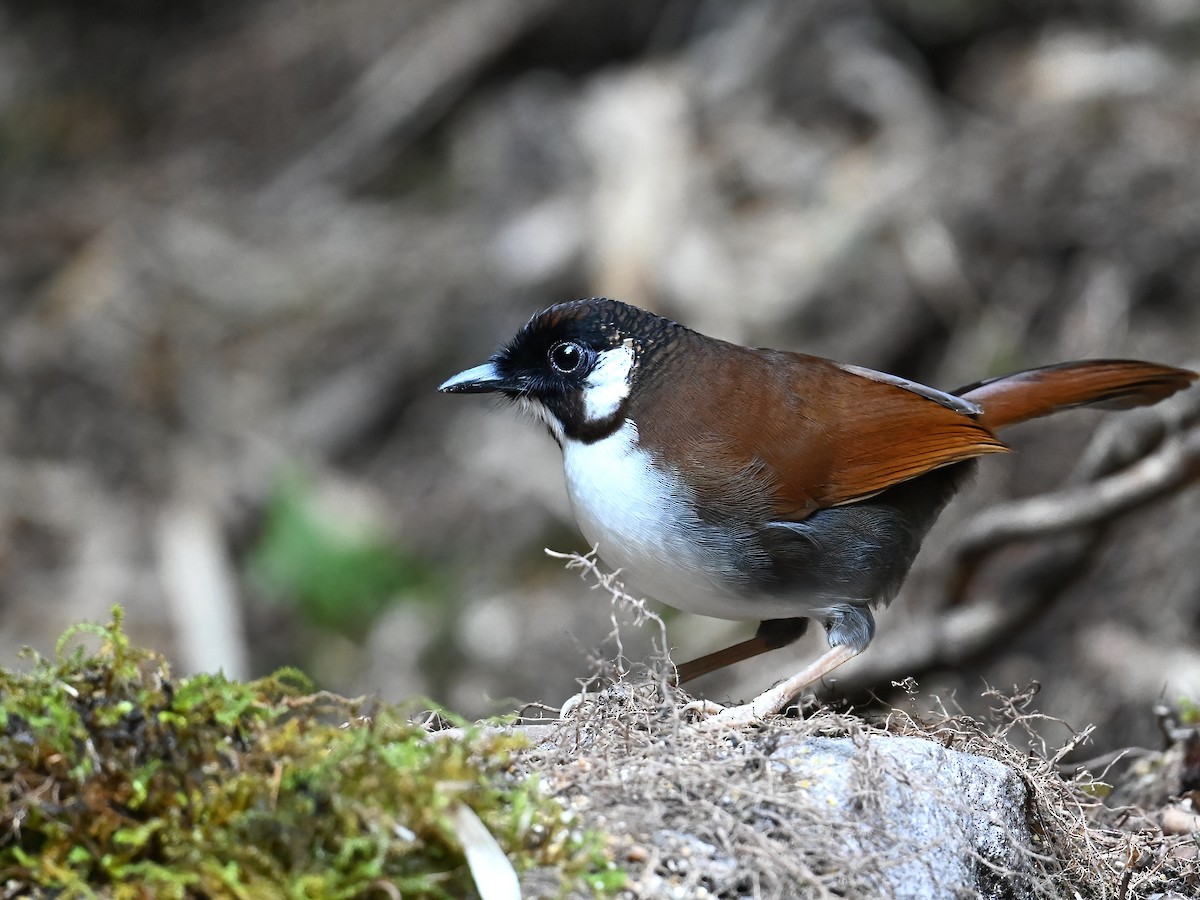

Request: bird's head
left=439, top=298, right=679, bottom=444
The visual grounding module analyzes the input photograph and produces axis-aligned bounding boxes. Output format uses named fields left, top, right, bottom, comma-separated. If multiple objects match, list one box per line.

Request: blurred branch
left=833, top=533, right=1096, bottom=698
left=267, top=0, right=558, bottom=198
left=951, top=424, right=1200, bottom=562
left=945, top=385, right=1200, bottom=606
left=285, top=348, right=420, bottom=462
left=158, top=502, right=249, bottom=680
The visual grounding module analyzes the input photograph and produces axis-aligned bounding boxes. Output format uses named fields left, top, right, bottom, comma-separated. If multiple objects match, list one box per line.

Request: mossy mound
left=0, top=610, right=620, bottom=898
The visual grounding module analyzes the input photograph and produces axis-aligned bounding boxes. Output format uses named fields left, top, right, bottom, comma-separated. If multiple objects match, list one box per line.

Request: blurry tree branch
left=939, top=384, right=1200, bottom=609
left=158, top=501, right=249, bottom=680
left=267, top=0, right=558, bottom=198
left=951, top=422, right=1200, bottom=572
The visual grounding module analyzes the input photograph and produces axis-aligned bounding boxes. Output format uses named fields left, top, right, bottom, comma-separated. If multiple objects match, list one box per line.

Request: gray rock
left=766, top=735, right=1035, bottom=899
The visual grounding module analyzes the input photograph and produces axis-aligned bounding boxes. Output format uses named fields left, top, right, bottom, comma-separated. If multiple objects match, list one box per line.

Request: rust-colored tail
left=956, top=360, right=1197, bottom=431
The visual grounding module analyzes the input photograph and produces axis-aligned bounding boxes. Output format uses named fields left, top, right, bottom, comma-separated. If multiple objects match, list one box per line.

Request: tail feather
left=956, top=360, right=1197, bottom=431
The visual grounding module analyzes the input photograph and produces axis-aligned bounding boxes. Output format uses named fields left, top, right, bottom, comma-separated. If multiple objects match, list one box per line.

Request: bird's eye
left=549, top=341, right=586, bottom=375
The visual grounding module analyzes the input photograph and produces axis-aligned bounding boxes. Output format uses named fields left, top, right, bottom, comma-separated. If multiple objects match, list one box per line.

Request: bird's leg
left=689, top=607, right=872, bottom=728
left=674, top=618, right=809, bottom=684
left=693, top=643, right=860, bottom=729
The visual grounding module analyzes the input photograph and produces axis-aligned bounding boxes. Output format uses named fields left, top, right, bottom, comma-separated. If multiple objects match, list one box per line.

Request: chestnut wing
left=635, top=348, right=1007, bottom=523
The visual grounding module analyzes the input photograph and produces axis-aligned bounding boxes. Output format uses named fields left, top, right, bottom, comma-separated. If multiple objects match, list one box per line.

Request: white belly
left=560, top=421, right=761, bottom=621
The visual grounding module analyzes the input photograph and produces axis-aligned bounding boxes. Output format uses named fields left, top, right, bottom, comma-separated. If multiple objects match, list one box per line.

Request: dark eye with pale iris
left=549, top=341, right=585, bottom=374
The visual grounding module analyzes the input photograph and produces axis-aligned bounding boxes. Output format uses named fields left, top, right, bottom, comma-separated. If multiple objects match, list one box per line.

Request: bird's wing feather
left=795, top=361, right=1007, bottom=510
left=637, top=348, right=1007, bottom=522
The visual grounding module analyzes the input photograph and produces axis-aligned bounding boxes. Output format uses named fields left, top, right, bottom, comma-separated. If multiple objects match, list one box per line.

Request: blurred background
left=1, top=0, right=1198, bottom=752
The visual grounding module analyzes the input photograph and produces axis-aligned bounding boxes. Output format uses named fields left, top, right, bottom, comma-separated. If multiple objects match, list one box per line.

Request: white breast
left=561, top=420, right=762, bottom=621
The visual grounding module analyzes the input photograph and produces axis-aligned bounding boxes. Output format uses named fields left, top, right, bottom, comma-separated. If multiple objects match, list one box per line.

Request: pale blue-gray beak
left=438, top=361, right=507, bottom=394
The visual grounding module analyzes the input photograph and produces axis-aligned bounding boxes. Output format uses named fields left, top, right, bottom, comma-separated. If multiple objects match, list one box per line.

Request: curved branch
left=952, top=424, right=1200, bottom=558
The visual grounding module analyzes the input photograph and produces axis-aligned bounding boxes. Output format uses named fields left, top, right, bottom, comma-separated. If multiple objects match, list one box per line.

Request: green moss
left=0, top=610, right=621, bottom=898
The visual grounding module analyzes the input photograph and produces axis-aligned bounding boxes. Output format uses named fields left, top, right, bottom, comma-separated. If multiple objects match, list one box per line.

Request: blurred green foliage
left=1179, top=697, right=1199, bottom=727
left=0, top=609, right=621, bottom=898
left=250, top=473, right=441, bottom=638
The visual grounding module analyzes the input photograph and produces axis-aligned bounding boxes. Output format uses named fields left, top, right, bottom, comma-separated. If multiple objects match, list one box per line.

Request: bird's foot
left=680, top=698, right=727, bottom=718
left=687, top=644, right=860, bottom=731
left=690, top=681, right=801, bottom=731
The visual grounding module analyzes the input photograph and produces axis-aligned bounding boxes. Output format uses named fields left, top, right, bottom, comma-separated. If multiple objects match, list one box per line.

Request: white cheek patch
left=583, top=344, right=635, bottom=422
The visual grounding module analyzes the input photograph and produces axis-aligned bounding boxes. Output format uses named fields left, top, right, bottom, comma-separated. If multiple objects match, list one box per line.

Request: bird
left=439, top=298, right=1197, bottom=724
